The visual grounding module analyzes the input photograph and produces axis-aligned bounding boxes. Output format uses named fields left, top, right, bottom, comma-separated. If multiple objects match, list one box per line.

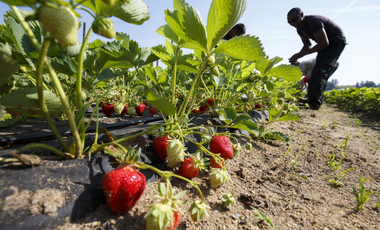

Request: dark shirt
left=297, top=15, right=344, bottom=42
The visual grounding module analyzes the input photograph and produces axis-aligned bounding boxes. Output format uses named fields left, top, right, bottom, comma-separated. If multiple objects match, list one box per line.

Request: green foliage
left=325, top=87, right=380, bottom=112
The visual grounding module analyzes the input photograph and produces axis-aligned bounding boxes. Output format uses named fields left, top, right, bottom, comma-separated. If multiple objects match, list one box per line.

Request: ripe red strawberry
left=149, top=107, right=158, bottom=116
left=101, top=164, right=146, bottom=213
left=102, top=103, right=114, bottom=117
left=120, top=105, right=129, bottom=116
left=135, top=103, right=146, bottom=116
left=207, top=98, right=217, bottom=106
left=255, top=103, right=262, bottom=108
left=192, top=108, right=200, bottom=114
left=200, top=105, right=207, bottom=112
left=210, top=135, right=233, bottom=160
left=177, top=158, right=199, bottom=179
left=152, top=136, right=169, bottom=160
left=209, top=157, right=224, bottom=168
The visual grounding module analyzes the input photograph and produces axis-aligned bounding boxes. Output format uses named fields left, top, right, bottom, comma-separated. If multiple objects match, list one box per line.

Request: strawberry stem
left=17, top=143, right=65, bottom=157
left=35, top=37, right=70, bottom=152
left=11, top=6, right=82, bottom=156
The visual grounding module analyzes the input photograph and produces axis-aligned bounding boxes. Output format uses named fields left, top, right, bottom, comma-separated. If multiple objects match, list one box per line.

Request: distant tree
left=356, top=82, right=359, bottom=88
left=362, top=81, right=376, bottom=88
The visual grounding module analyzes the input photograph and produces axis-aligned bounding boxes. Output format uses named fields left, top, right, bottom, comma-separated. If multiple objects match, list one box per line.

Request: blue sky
left=1, top=0, right=379, bottom=86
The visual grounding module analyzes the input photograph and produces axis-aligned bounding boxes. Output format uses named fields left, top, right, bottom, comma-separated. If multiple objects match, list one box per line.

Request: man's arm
left=289, top=28, right=329, bottom=63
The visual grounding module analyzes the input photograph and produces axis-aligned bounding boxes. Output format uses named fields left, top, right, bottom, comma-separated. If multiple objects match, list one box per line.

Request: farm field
left=1, top=0, right=380, bottom=229
left=43, top=103, right=379, bottom=230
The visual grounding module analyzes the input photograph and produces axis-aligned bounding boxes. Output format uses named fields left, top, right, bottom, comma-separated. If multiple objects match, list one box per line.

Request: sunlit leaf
left=207, top=0, right=247, bottom=50
left=213, top=35, right=266, bottom=61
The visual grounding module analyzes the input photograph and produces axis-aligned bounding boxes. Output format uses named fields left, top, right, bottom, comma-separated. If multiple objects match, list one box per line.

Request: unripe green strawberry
left=127, top=107, right=135, bottom=117
left=211, top=66, right=220, bottom=76
left=247, top=90, right=255, bottom=101
left=18, top=66, right=27, bottom=73
left=208, top=55, right=215, bottom=66
left=37, top=4, right=78, bottom=47
left=114, top=102, right=124, bottom=115
left=196, top=91, right=203, bottom=100
left=166, top=139, right=185, bottom=168
left=209, top=168, right=229, bottom=188
left=189, top=200, right=209, bottom=222
left=145, top=203, right=181, bottom=230
left=92, top=16, right=116, bottom=39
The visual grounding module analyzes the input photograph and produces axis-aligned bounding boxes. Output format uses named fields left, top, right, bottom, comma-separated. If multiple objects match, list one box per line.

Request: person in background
left=287, top=7, right=346, bottom=110
left=294, top=59, right=315, bottom=92
left=223, top=23, right=246, bottom=40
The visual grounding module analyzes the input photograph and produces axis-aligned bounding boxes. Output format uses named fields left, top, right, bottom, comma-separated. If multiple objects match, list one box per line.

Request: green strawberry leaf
left=271, top=114, right=300, bottom=123
left=50, top=55, right=78, bottom=76
left=213, top=35, right=266, bottom=61
left=164, top=1, right=207, bottom=51
left=230, top=120, right=260, bottom=136
left=219, top=107, right=237, bottom=125
left=1, top=0, right=37, bottom=6
left=146, top=91, right=176, bottom=116
left=93, top=68, right=116, bottom=83
left=264, top=131, right=289, bottom=143
left=269, top=64, right=303, bottom=82
left=206, top=0, right=247, bottom=50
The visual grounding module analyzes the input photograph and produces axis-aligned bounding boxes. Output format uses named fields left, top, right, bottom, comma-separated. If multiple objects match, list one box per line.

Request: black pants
left=308, top=35, right=347, bottom=109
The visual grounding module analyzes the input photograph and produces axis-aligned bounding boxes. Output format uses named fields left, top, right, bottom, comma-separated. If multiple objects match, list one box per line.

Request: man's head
left=287, top=7, right=304, bottom=28
left=227, top=23, right=246, bottom=39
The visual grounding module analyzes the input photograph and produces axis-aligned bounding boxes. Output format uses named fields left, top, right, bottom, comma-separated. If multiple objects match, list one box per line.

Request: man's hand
left=289, top=53, right=302, bottom=63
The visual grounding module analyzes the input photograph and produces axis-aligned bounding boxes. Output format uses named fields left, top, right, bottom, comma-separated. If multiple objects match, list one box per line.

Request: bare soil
left=4, top=103, right=380, bottom=230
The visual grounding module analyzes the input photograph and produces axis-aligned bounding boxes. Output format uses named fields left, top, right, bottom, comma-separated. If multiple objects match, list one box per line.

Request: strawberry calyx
left=188, top=200, right=210, bottom=222
left=220, top=193, right=236, bottom=209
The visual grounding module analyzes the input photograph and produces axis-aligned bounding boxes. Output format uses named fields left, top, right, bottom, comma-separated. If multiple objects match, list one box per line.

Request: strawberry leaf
left=206, top=0, right=247, bottom=50
left=164, top=2, right=207, bottom=51
left=213, top=35, right=266, bottom=61
left=146, top=91, right=176, bottom=116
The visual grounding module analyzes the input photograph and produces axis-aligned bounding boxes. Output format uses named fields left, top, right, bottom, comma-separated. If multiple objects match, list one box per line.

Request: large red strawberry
left=210, top=135, right=233, bottom=160
left=255, top=103, right=262, bottom=108
left=102, top=103, right=114, bottom=117
left=101, top=163, right=146, bottom=213
left=152, top=136, right=170, bottom=160
left=135, top=103, right=146, bottom=116
left=149, top=107, right=158, bottom=116
left=177, top=158, right=199, bottom=179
